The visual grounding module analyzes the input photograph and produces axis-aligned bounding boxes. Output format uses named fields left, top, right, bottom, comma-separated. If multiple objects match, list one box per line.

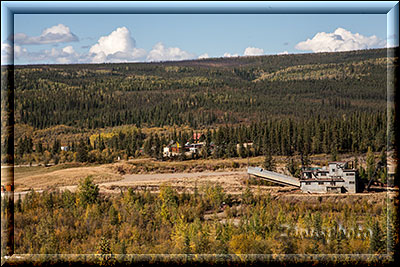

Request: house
left=163, top=142, right=205, bottom=158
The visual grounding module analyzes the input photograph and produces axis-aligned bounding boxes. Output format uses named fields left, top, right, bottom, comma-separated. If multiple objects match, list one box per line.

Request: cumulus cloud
left=51, top=46, right=83, bottom=64
left=146, top=42, right=195, bottom=62
left=13, top=24, right=78, bottom=45
left=244, top=47, right=264, bottom=56
left=1, top=42, right=31, bottom=64
left=14, top=45, right=28, bottom=58
left=89, top=27, right=146, bottom=63
left=198, top=53, right=209, bottom=59
left=2, top=44, right=87, bottom=64
left=223, top=52, right=239, bottom=58
left=295, top=27, right=386, bottom=53
left=89, top=27, right=135, bottom=56
left=7, top=25, right=205, bottom=64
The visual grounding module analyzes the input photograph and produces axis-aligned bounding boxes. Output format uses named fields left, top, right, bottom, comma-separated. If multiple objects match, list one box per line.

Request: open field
left=12, top=153, right=392, bottom=204
left=14, top=163, right=123, bottom=192
left=13, top=153, right=369, bottom=191
left=13, top=154, right=350, bottom=192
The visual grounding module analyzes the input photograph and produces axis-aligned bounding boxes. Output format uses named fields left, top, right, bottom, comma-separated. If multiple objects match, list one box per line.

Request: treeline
left=10, top=48, right=388, bottom=129
left=15, top=111, right=386, bottom=165
left=9, top=177, right=396, bottom=255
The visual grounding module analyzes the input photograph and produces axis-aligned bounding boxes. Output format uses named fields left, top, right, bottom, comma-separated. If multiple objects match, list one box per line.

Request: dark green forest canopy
left=9, top=48, right=391, bottom=129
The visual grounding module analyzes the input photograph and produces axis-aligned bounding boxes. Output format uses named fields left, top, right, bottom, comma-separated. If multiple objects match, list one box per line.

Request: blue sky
left=1, top=13, right=390, bottom=64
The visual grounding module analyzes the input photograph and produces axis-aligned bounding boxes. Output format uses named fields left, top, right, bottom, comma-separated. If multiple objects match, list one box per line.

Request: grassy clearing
left=14, top=163, right=122, bottom=192
left=13, top=153, right=364, bottom=193
left=14, top=162, right=86, bottom=180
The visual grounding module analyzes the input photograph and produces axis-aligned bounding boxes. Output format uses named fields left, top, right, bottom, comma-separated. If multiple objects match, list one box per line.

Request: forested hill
left=11, top=48, right=391, bottom=129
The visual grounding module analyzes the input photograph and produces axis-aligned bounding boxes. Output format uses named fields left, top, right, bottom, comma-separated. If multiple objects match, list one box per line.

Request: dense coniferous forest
left=3, top=48, right=394, bottom=167
left=11, top=48, right=388, bottom=129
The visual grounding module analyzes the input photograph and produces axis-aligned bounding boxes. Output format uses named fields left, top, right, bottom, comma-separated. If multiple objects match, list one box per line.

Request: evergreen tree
left=313, top=212, right=323, bottom=242
left=286, top=157, right=299, bottom=177
left=76, top=139, right=88, bottom=163
left=143, top=134, right=153, bottom=156
left=238, top=143, right=247, bottom=158
left=366, top=146, right=375, bottom=182
left=52, top=139, right=61, bottom=155
left=301, top=153, right=311, bottom=168
left=330, top=143, right=339, bottom=161
left=77, top=176, right=99, bottom=207
left=263, top=149, right=276, bottom=171
left=369, top=221, right=385, bottom=254
left=17, top=138, right=25, bottom=157
left=109, top=205, right=119, bottom=226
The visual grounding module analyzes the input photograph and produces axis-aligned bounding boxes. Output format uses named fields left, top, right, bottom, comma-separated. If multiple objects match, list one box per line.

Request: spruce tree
left=77, top=176, right=99, bottom=207
left=366, top=146, right=375, bottom=182
left=369, top=221, right=384, bottom=254
left=76, top=139, right=88, bottom=163
left=263, top=149, right=276, bottom=171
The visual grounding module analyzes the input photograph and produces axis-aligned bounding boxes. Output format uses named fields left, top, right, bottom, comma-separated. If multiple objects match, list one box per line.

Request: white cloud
left=14, top=45, right=28, bottom=58
left=198, top=53, right=209, bottom=59
left=223, top=52, right=239, bottom=58
left=53, top=46, right=83, bottom=64
left=1, top=42, right=31, bottom=64
left=244, top=47, right=264, bottom=56
left=295, top=27, right=386, bottom=53
left=13, top=24, right=78, bottom=45
left=89, top=27, right=135, bottom=56
left=278, top=51, right=289, bottom=55
left=89, top=27, right=146, bottom=63
left=387, top=34, right=399, bottom=48
left=4, top=44, right=86, bottom=64
left=1, top=42, right=12, bottom=63
left=62, top=45, right=75, bottom=54
left=146, top=42, right=195, bottom=62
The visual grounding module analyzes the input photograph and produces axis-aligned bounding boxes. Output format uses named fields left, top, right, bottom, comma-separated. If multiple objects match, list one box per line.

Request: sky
left=1, top=14, right=391, bottom=65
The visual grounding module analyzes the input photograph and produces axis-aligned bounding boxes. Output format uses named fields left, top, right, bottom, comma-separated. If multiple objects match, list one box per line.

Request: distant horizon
left=2, top=47, right=394, bottom=67
left=2, top=12, right=393, bottom=65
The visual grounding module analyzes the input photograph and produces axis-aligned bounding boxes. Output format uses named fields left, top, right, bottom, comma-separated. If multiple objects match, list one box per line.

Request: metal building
left=300, top=162, right=358, bottom=193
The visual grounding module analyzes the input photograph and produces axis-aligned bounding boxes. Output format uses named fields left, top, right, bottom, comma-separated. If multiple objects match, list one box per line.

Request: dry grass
left=13, top=153, right=366, bottom=194
left=14, top=164, right=123, bottom=192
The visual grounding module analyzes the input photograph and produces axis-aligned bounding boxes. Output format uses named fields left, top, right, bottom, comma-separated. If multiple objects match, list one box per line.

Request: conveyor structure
left=247, top=166, right=300, bottom=187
